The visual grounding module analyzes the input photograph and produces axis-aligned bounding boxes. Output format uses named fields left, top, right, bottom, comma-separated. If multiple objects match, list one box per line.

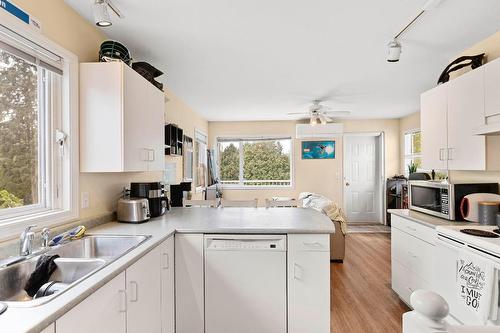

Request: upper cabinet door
left=421, top=84, right=448, bottom=170
left=80, top=62, right=165, bottom=172
left=447, top=67, right=486, bottom=170
left=485, top=58, right=500, bottom=117
left=123, top=65, right=165, bottom=172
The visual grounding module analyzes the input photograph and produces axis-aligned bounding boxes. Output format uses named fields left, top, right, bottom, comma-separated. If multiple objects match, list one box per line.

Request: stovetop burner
left=460, top=229, right=500, bottom=238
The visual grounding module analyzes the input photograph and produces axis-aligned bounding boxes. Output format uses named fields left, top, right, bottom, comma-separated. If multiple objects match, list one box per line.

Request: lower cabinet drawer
left=391, top=215, right=436, bottom=244
left=392, top=226, right=435, bottom=288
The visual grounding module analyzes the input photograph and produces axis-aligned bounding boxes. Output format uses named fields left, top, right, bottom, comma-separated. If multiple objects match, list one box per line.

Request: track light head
left=94, top=0, right=112, bottom=27
left=387, top=39, right=402, bottom=63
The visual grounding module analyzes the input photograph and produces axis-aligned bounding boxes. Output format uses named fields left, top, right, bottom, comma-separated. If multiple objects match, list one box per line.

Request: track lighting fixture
left=93, top=0, right=124, bottom=27
left=93, top=0, right=112, bottom=27
left=387, top=39, right=402, bottom=63
left=387, top=0, right=444, bottom=62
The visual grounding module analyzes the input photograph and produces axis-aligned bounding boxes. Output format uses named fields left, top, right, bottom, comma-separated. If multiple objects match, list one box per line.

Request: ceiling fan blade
left=323, top=111, right=351, bottom=115
left=323, top=115, right=334, bottom=122
left=286, top=112, right=310, bottom=115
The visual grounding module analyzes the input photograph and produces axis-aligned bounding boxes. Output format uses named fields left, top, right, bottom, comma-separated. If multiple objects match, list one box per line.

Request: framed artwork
left=301, top=141, right=335, bottom=159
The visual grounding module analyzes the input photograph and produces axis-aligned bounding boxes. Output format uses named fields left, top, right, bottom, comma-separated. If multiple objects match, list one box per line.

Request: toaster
left=117, top=198, right=150, bottom=223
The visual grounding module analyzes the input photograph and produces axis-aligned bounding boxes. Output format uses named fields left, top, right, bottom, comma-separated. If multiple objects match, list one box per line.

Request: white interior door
left=344, top=135, right=382, bottom=223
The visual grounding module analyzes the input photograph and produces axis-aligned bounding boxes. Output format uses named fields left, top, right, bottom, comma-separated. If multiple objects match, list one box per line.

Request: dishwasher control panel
left=204, top=235, right=287, bottom=251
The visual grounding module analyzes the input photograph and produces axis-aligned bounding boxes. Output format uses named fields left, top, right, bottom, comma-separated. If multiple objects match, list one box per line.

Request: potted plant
left=408, top=161, right=418, bottom=175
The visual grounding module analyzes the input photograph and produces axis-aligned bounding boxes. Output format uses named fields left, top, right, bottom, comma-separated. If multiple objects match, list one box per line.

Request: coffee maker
left=130, top=182, right=169, bottom=217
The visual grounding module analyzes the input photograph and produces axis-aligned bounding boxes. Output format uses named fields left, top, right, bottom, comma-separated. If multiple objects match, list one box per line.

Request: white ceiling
left=66, top=0, right=500, bottom=121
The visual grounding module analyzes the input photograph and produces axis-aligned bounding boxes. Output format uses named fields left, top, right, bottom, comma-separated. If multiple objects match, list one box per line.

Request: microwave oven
left=408, top=181, right=499, bottom=220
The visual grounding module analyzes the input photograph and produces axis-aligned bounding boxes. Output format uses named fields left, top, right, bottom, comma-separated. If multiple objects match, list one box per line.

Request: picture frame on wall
left=301, top=141, right=335, bottom=159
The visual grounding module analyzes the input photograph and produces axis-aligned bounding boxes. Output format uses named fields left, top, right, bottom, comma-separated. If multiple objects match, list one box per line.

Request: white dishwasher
left=204, top=234, right=287, bottom=333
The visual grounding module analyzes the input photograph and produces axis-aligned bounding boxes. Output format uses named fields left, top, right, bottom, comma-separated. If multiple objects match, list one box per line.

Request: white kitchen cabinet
left=56, top=272, right=127, bottom=333
left=391, top=215, right=437, bottom=306
left=421, top=84, right=448, bottom=170
left=288, top=234, right=330, bottom=333
left=126, top=246, right=162, bottom=333
left=447, top=66, right=486, bottom=170
left=40, top=323, right=55, bottom=333
left=80, top=62, right=165, bottom=172
left=420, top=67, right=486, bottom=170
left=175, top=234, right=204, bottom=333
left=160, top=236, right=175, bottom=333
left=485, top=58, right=500, bottom=117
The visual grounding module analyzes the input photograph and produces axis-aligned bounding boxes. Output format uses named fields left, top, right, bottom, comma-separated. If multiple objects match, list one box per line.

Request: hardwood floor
left=331, top=233, right=409, bottom=333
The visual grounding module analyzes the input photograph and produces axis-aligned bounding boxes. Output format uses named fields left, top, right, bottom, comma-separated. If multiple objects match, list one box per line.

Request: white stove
left=436, top=225, right=500, bottom=258
left=434, top=224, right=500, bottom=327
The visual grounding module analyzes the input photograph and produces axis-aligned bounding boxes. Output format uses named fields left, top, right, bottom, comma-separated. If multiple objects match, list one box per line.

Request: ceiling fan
left=287, top=100, right=351, bottom=125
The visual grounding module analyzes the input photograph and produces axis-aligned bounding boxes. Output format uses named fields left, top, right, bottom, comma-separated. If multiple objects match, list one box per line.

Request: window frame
left=403, top=129, right=422, bottom=176
left=193, top=128, right=208, bottom=193
left=216, top=135, right=294, bottom=190
left=0, top=11, right=79, bottom=242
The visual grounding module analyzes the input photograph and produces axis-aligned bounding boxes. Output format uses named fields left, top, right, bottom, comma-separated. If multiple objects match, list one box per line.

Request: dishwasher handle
left=205, top=235, right=286, bottom=251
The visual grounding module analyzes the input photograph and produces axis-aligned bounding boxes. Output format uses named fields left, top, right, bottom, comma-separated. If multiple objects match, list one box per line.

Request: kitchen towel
left=456, top=249, right=496, bottom=324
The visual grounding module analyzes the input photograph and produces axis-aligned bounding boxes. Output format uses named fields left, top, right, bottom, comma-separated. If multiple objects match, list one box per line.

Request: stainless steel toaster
left=117, top=198, right=150, bottom=223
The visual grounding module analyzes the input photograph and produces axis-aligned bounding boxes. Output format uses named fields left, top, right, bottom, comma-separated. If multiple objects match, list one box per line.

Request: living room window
left=404, top=130, right=422, bottom=175
left=217, top=136, right=292, bottom=188
left=0, top=18, right=78, bottom=238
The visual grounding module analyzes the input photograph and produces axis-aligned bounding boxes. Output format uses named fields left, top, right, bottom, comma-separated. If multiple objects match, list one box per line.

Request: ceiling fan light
left=94, top=0, right=112, bottom=27
left=310, top=116, right=318, bottom=126
left=319, top=114, right=328, bottom=125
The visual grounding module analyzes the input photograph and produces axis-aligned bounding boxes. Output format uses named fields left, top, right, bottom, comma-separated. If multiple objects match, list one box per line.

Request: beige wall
left=164, top=87, right=209, bottom=200
left=13, top=1, right=207, bottom=218
left=209, top=118, right=400, bottom=207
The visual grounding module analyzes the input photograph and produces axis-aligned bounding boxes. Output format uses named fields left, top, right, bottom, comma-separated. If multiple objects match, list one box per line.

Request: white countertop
left=0, top=207, right=334, bottom=333
left=388, top=209, right=476, bottom=229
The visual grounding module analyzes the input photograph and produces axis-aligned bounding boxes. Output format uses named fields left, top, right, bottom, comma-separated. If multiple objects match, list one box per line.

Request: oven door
left=409, top=182, right=451, bottom=219
left=435, top=235, right=500, bottom=326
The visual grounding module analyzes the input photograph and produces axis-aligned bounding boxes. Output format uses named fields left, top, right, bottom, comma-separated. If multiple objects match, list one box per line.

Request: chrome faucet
left=19, top=225, right=36, bottom=256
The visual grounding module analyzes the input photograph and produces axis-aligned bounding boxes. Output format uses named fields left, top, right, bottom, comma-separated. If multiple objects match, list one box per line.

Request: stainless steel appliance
left=130, top=182, right=168, bottom=217
left=408, top=181, right=498, bottom=220
left=117, top=198, right=150, bottom=223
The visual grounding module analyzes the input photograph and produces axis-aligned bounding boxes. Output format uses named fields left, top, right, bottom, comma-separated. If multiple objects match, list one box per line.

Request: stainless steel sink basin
left=52, top=235, right=150, bottom=261
left=0, top=234, right=150, bottom=307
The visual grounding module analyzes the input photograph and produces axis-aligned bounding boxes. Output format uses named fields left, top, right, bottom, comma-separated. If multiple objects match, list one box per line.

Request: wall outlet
left=81, top=192, right=90, bottom=209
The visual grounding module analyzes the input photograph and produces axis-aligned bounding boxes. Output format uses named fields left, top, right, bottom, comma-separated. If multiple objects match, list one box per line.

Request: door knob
left=345, top=182, right=350, bottom=186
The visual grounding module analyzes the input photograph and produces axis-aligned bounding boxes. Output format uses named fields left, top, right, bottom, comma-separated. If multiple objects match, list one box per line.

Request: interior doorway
left=343, top=133, right=384, bottom=224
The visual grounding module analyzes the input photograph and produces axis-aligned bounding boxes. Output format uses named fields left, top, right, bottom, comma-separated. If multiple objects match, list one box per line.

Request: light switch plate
left=81, top=192, right=90, bottom=209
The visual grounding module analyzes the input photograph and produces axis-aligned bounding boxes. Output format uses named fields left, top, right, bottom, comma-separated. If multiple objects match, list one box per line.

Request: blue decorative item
left=301, top=141, right=335, bottom=159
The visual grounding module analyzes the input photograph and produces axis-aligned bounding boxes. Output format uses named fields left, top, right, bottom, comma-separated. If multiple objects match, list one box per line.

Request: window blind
left=0, top=24, right=63, bottom=75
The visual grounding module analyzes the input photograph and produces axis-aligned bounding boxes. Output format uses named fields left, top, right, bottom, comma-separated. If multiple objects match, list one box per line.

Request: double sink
left=0, top=234, right=150, bottom=307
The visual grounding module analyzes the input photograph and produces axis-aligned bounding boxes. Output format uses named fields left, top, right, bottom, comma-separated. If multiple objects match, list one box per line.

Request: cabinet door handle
left=439, top=148, right=445, bottom=161
left=406, top=226, right=417, bottom=233
left=302, top=241, right=323, bottom=249
left=162, top=253, right=170, bottom=269
left=129, top=281, right=138, bottom=302
left=294, top=263, right=303, bottom=280
left=447, top=148, right=453, bottom=160
left=118, top=289, right=127, bottom=313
